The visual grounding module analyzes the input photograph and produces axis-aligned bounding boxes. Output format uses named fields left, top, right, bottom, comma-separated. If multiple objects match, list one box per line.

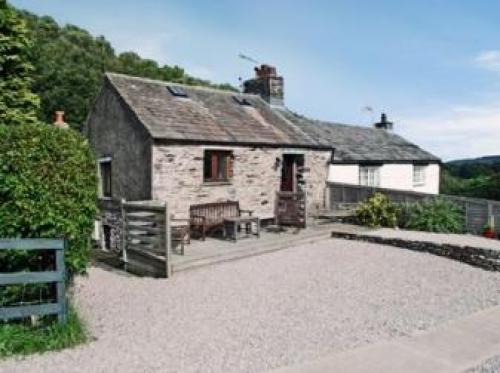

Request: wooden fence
left=0, top=239, right=67, bottom=323
left=121, top=200, right=171, bottom=277
left=328, top=182, right=500, bottom=235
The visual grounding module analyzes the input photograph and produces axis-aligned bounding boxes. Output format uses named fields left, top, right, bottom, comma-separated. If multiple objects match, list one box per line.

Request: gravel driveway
left=2, top=238, right=500, bottom=373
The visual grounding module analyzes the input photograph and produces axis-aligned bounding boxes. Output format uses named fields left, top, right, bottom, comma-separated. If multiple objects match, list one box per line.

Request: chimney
left=53, top=111, right=69, bottom=129
left=243, top=64, right=284, bottom=106
left=374, top=113, right=393, bottom=131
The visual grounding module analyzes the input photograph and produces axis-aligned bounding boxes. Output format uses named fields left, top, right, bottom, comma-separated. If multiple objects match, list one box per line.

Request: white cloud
left=475, top=50, right=500, bottom=73
left=399, top=103, right=500, bottom=161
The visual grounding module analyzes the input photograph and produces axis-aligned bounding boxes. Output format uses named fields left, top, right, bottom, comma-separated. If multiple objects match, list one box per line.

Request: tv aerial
left=238, top=53, right=260, bottom=65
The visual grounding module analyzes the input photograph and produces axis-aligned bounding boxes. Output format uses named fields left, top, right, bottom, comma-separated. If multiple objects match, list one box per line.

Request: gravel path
left=2, top=238, right=500, bottom=373
left=370, top=228, right=500, bottom=251
left=465, top=355, right=500, bottom=372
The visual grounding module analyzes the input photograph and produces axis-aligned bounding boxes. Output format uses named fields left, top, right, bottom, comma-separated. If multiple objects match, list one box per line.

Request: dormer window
left=167, top=85, right=188, bottom=98
left=233, top=96, right=252, bottom=106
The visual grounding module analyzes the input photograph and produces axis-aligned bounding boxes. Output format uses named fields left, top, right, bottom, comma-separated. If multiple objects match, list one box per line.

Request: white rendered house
left=278, top=111, right=440, bottom=194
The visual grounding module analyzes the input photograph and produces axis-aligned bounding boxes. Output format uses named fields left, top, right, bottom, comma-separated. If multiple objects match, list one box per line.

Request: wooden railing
left=328, top=182, right=500, bottom=235
left=121, top=200, right=171, bottom=277
left=0, top=239, right=67, bottom=323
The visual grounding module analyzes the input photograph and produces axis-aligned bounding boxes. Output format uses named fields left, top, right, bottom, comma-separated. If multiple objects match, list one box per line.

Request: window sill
left=203, top=181, right=232, bottom=186
left=99, top=196, right=113, bottom=200
left=413, top=183, right=425, bottom=187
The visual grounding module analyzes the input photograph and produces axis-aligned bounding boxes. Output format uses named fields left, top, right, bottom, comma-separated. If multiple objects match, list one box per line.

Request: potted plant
left=483, top=216, right=496, bottom=239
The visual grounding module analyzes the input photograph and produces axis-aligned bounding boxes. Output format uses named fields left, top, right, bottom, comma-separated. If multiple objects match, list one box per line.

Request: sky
left=11, top=0, right=500, bottom=161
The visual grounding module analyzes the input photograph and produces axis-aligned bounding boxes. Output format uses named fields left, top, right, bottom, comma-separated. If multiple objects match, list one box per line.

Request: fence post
left=56, top=240, right=67, bottom=323
left=488, top=202, right=494, bottom=228
left=121, top=199, right=127, bottom=264
left=164, top=201, right=171, bottom=278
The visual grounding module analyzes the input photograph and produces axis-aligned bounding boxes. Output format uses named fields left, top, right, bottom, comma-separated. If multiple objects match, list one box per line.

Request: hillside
left=441, top=156, right=500, bottom=201
left=449, top=155, right=500, bottom=166
left=16, top=7, right=236, bottom=130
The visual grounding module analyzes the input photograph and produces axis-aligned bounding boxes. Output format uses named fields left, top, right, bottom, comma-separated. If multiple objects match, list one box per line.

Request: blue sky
left=11, top=0, right=500, bottom=160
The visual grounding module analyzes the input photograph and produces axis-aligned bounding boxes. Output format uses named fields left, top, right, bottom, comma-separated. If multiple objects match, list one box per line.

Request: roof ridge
left=285, top=110, right=379, bottom=131
left=105, top=72, right=259, bottom=98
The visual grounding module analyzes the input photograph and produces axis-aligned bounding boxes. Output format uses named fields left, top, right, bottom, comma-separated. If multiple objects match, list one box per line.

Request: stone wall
left=331, top=231, right=500, bottom=271
left=86, top=81, right=152, bottom=201
left=97, top=199, right=123, bottom=254
left=152, top=144, right=330, bottom=219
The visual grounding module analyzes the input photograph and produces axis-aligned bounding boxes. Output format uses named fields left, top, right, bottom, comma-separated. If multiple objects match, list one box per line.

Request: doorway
left=280, top=154, right=305, bottom=192
left=277, top=153, right=307, bottom=228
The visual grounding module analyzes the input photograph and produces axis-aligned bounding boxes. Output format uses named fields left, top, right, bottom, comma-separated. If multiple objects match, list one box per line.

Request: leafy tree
left=0, top=1, right=40, bottom=125
left=15, top=7, right=237, bottom=131
left=441, top=163, right=500, bottom=201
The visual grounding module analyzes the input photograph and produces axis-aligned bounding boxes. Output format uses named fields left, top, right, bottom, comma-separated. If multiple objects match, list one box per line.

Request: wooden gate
left=0, top=239, right=67, bottom=322
left=276, top=191, right=307, bottom=228
left=121, top=200, right=171, bottom=277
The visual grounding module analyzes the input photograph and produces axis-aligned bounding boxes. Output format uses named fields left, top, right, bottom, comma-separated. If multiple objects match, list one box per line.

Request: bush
left=400, top=198, right=464, bottom=234
left=0, top=306, right=87, bottom=357
left=0, top=123, right=98, bottom=276
left=356, top=193, right=398, bottom=228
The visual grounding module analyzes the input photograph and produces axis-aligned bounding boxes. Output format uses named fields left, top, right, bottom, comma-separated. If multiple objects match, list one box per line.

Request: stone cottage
left=86, top=70, right=334, bottom=250
left=86, top=65, right=439, bottom=251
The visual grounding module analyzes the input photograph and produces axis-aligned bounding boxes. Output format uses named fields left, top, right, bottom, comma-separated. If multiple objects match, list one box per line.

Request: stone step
left=172, top=227, right=331, bottom=267
left=172, top=231, right=332, bottom=273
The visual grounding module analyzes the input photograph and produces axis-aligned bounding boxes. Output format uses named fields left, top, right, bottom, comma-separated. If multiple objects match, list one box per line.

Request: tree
left=0, top=1, right=40, bottom=125
left=17, top=8, right=237, bottom=131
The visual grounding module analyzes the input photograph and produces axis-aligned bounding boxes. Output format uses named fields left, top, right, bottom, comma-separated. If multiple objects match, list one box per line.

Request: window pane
left=204, top=151, right=212, bottom=180
left=413, top=165, right=426, bottom=186
left=203, top=150, right=233, bottom=182
left=218, top=153, right=227, bottom=180
left=100, top=161, right=112, bottom=197
left=360, top=166, right=380, bottom=187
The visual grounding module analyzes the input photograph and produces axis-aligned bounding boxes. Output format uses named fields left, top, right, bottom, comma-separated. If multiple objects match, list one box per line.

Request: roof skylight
left=233, top=96, right=252, bottom=106
left=167, top=85, right=188, bottom=98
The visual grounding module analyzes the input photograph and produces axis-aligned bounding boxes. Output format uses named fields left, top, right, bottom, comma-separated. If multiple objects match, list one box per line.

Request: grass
left=0, top=306, right=88, bottom=358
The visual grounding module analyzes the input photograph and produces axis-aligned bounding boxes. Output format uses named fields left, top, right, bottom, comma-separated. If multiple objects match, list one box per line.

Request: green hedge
left=400, top=198, right=465, bottom=234
left=0, top=123, right=97, bottom=276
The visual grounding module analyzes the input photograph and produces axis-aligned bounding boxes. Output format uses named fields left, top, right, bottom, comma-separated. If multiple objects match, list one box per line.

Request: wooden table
left=224, top=216, right=260, bottom=241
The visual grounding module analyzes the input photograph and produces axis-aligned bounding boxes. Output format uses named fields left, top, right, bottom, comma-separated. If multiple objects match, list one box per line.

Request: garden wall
left=331, top=231, right=500, bottom=272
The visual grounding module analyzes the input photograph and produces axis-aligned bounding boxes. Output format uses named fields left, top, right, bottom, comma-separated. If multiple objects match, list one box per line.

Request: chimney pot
left=374, top=112, right=393, bottom=131
left=243, top=64, right=284, bottom=106
left=53, top=111, right=69, bottom=129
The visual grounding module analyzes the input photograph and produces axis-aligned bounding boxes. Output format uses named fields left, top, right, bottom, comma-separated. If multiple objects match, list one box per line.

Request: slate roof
left=105, top=73, right=328, bottom=149
left=105, top=72, right=439, bottom=162
left=277, top=110, right=440, bottom=162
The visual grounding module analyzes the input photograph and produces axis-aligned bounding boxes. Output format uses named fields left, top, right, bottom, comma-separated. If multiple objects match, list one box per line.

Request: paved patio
left=170, top=222, right=335, bottom=272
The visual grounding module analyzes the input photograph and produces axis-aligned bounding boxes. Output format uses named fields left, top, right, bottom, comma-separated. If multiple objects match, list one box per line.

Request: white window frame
left=413, top=164, right=426, bottom=186
left=98, top=157, right=112, bottom=199
left=359, top=166, right=380, bottom=187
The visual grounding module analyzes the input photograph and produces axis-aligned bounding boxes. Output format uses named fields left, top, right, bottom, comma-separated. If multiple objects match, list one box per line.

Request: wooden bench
left=190, top=201, right=253, bottom=240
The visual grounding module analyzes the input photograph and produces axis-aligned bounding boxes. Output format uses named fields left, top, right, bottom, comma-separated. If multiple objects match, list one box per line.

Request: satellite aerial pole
left=238, top=53, right=260, bottom=65
left=237, top=53, right=261, bottom=92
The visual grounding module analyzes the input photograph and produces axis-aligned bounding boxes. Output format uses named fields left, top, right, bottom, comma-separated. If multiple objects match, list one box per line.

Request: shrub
left=0, top=306, right=87, bottom=357
left=0, top=123, right=98, bottom=276
left=400, top=198, right=464, bottom=234
left=356, top=193, right=398, bottom=228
